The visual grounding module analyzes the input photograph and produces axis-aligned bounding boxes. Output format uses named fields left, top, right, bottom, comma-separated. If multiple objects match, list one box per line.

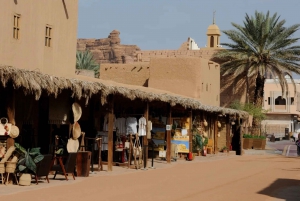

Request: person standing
left=297, top=133, right=300, bottom=156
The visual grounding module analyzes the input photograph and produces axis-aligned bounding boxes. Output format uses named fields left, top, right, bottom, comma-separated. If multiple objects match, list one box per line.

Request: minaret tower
left=206, top=11, right=221, bottom=48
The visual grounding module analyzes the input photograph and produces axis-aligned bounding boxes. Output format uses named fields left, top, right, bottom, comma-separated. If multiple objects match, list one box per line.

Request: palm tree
left=214, top=11, right=300, bottom=132
left=76, top=50, right=100, bottom=78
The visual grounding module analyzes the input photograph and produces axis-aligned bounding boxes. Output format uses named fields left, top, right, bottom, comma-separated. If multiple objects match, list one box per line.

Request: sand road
left=1, top=155, right=300, bottom=201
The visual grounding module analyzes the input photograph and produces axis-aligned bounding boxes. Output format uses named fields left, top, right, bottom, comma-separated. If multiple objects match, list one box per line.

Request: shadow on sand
left=257, top=178, right=300, bottom=201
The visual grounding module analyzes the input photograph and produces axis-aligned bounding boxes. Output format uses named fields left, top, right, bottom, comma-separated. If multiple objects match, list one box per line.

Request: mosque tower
left=206, top=11, right=221, bottom=48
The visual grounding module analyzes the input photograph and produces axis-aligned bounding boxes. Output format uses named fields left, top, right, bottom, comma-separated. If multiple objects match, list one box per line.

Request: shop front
left=0, top=66, right=248, bottom=185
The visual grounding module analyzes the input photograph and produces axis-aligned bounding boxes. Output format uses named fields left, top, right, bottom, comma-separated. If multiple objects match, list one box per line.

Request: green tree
left=214, top=11, right=300, bottom=130
left=230, top=100, right=267, bottom=122
left=76, top=50, right=100, bottom=78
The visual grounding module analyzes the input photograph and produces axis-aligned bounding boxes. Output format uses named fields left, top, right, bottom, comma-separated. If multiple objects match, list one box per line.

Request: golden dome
left=206, top=24, right=221, bottom=36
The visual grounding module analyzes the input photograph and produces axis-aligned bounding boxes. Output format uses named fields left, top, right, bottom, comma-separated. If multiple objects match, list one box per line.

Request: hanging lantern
left=217, top=132, right=221, bottom=137
left=203, top=131, right=208, bottom=138
left=203, top=119, right=208, bottom=127
left=217, top=121, right=221, bottom=128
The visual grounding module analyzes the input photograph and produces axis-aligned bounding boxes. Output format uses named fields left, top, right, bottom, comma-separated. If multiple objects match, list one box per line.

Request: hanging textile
left=126, top=117, right=137, bottom=135
left=103, top=114, right=116, bottom=131
left=115, top=117, right=126, bottom=135
left=138, top=116, right=147, bottom=136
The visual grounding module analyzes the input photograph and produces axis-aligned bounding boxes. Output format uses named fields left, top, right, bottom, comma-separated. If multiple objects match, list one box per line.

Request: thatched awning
left=0, top=65, right=249, bottom=118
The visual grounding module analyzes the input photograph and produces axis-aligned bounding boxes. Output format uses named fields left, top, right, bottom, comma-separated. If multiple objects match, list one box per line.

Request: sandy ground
left=1, top=152, right=300, bottom=201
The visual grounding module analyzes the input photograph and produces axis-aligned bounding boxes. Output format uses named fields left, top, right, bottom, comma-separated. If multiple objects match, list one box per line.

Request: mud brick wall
left=100, top=62, right=150, bottom=86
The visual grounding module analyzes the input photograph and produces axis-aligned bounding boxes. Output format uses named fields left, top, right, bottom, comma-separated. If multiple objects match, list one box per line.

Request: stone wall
left=77, top=30, right=140, bottom=64
left=148, top=57, right=220, bottom=106
left=220, top=75, right=246, bottom=107
left=100, top=62, right=150, bottom=86
left=135, top=49, right=218, bottom=62
left=148, top=57, right=202, bottom=99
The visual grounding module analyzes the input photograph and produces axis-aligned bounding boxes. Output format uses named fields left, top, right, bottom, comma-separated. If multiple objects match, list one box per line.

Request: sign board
left=171, top=136, right=189, bottom=153
left=159, top=150, right=166, bottom=158
left=166, top=125, right=171, bottom=131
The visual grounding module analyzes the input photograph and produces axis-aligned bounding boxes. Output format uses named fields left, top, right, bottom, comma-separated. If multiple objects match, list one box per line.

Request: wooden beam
left=143, top=102, right=149, bottom=168
left=6, top=88, right=15, bottom=149
left=214, top=115, right=218, bottom=154
left=107, top=95, right=114, bottom=171
left=166, top=104, right=172, bottom=163
left=189, top=110, right=193, bottom=153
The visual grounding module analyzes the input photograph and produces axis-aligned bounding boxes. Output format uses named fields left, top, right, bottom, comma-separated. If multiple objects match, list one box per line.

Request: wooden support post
left=107, top=95, right=114, bottom=171
left=226, top=116, right=231, bottom=150
left=143, top=102, right=149, bottom=169
left=214, top=115, right=218, bottom=154
left=6, top=88, right=15, bottom=149
left=128, top=134, right=133, bottom=169
left=166, top=104, right=172, bottom=164
left=97, top=137, right=103, bottom=171
left=189, top=110, right=193, bottom=153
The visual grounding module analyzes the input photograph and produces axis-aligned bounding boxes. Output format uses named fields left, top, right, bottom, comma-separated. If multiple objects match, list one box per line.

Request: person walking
left=296, top=133, right=300, bottom=156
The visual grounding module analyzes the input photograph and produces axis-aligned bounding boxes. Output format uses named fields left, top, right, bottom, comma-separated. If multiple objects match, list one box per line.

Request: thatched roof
left=0, top=65, right=248, bottom=118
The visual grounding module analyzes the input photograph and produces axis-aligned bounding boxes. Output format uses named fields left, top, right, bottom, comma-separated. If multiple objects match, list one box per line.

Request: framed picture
left=173, top=118, right=182, bottom=129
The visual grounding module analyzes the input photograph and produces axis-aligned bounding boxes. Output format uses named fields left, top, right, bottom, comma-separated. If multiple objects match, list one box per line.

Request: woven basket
left=19, top=173, right=31, bottom=186
left=0, top=162, right=5, bottom=173
left=5, top=162, right=17, bottom=173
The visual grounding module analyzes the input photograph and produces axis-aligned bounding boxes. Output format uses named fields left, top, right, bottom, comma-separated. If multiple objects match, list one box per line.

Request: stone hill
left=77, top=30, right=141, bottom=64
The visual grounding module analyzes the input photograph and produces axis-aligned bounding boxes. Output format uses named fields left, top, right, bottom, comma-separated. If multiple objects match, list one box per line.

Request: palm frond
left=213, top=10, right=300, bottom=105
left=76, top=50, right=100, bottom=78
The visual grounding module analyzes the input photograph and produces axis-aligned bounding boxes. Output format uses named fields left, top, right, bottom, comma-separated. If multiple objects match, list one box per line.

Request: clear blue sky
left=78, top=0, right=300, bottom=50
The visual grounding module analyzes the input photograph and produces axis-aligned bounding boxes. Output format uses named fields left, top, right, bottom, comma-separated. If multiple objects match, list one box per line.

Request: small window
left=13, top=14, right=20, bottom=39
left=45, top=26, right=52, bottom=47
left=268, top=97, right=270, bottom=105
left=210, top=36, right=214, bottom=47
left=290, top=97, right=294, bottom=105
left=275, top=96, right=286, bottom=105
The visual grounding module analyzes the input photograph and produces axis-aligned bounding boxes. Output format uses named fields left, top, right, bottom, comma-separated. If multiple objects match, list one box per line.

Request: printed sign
left=171, top=136, right=189, bottom=153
